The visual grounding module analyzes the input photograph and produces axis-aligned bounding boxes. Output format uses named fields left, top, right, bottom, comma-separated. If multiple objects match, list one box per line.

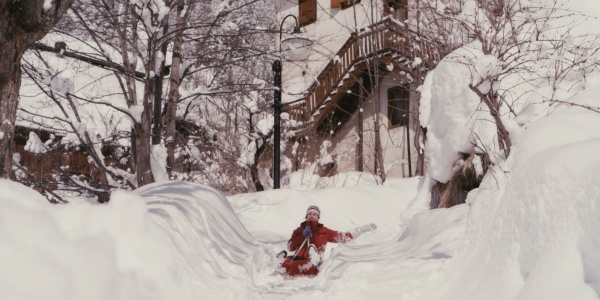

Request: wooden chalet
left=276, top=0, right=449, bottom=179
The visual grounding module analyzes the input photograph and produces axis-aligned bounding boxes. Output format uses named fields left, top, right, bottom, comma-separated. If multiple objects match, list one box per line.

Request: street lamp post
left=272, top=59, right=282, bottom=189
left=272, top=14, right=311, bottom=189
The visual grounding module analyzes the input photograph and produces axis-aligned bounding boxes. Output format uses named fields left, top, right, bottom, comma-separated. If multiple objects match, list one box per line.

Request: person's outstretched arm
left=323, top=227, right=354, bottom=244
left=351, top=223, right=377, bottom=238
left=325, top=223, right=377, bottom=244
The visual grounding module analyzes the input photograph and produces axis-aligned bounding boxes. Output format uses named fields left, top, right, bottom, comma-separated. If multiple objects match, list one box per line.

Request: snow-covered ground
left=4, top=51, right=600, bottom=300
left=3, top=1, right=600, bottom=299
left=0, top=175, right=472, bottom=299
left=2, top=114, right=599, bottom=299
left=2, top=67, right=600, bottom=298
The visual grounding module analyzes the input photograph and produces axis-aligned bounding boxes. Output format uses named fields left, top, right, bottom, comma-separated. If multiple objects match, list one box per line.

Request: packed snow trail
left=251, top=205, right=468, bottom=300
left=228, top=180, right=469, bottom=299
left=133, top=180, right=470, bottom=299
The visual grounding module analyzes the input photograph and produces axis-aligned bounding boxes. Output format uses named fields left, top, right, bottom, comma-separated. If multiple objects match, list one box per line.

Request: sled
left=277, top=244, right=320, bottom=277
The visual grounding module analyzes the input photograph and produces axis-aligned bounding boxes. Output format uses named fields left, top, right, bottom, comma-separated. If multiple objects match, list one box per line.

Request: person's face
left=306, top=211, right=319, bottom=222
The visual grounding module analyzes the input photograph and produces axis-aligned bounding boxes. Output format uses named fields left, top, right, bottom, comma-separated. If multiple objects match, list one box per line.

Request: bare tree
left=16, top=0, right=277, bottom=196
left=418, top=0, right=600, bottom=207
left=421, top=0, right=600, bottom=158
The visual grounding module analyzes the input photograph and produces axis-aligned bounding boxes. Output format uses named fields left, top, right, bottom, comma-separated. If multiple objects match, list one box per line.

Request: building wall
left=277, top=0, right=380, bottom=40
left=276, top=0, right=381, bottom=101
left=276, top=0, right=423, bottom=32
left=275, top=0, right=423, bottom=101
left=276, top=0, right=431, bottom=179
left=322, top=73, right=422, bottom=178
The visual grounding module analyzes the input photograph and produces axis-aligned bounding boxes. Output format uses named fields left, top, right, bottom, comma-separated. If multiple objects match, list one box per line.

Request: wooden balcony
left=283, top=19, right=445, bottom=128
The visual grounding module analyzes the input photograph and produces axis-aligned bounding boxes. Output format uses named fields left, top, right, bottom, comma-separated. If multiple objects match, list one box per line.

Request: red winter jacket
left=287, top=221, right=354, bottom=261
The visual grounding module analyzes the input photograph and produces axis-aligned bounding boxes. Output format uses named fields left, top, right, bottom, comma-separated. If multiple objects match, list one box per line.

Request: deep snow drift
left=424, top=80, right=600, bottom=300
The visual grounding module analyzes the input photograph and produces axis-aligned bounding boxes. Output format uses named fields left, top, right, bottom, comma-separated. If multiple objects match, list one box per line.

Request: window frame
left=341, top=0, right=362, bottom=10
left=387, top=86, right=410, bottom=128
left=299, top=0, right=317, bottom=27
left=384, top=0, right=409, bottom=22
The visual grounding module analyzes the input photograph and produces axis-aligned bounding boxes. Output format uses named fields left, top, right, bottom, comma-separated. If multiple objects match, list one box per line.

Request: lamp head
left=281, top=31, right=312, bottom=60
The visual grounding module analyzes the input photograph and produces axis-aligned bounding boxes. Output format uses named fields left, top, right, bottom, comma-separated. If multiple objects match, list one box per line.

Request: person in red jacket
left=279, top=205, right=377, bottom=277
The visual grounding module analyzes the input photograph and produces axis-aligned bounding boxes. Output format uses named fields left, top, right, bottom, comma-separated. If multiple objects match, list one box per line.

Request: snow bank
left=427, top=77, right=600, bottom=300
left=421, top=44, right=499, bottom=183
left=0, top=173, right=473, bottom=299
left=315, top=204, right=468, bottom=299
left=0, top=180, right=162, bottom=300
left=0, top=180, right=274, bottom=300
left=135, top=181, right=274, bottom=298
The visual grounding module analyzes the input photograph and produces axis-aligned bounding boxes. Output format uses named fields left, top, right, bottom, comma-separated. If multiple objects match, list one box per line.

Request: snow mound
left=133, top=181, right=275, bottom=298
left=429, top=86, right=600, bottom=300
left=0, top=179, right=162, bottom=300
left=423, top=44, right=499, bottom=183
left=0, top=180, right=274, bottom=300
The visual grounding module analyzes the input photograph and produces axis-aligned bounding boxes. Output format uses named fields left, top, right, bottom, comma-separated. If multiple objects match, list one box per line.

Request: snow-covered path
left=123, top=179, right=471, bottom=299
left=227, top=179, right=469, bottom=299
left=0, top=177, right=468, bottom=300
left=249, top=205, right=468, bottom=300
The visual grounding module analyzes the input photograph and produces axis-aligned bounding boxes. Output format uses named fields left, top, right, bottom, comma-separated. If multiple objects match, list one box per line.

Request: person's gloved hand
left=303, top=226, right=312, bottom=239
left=352, top=223, right=377, bottom=237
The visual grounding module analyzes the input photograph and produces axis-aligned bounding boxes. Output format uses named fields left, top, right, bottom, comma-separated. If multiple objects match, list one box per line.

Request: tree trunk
left=165, top=5, right=186, bottom=176
left=136, top=78, right=156, bottom=186
left=356, top=78, right=364, bottom=172
left=372, top=72, right=386, bottom=183
left=0, top=18, right=22, bottom=179
left=164, top=55, right=181, bottom=176
left=152, top=21, right=169, bottom=145
left=411, top=70, right=427, bottom=176
left=0, top=0, right=76, bottom=178
left=414, top=125, right=427, bottom=176
left=250, top=137, right=268, bottom=192
left=117, top=2, right=139, bottom=174
left=0, top=56, right=21, bottom=179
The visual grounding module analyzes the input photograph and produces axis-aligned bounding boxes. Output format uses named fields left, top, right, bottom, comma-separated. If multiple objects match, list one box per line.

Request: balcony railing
left=284, top=19, right=444, bottom=124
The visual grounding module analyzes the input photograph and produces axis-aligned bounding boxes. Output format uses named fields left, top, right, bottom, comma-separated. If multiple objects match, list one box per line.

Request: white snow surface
left=24, top=132, right=48, bottom=154
left=0, top=176, right=474, bottom=299
left=150, top=144, right=169, bottom=182
left=2, top=1, right=600, bottom=298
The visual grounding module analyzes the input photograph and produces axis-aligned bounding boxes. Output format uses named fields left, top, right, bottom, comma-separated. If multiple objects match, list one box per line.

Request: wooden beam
left=32, top=42, right=146, bottom=79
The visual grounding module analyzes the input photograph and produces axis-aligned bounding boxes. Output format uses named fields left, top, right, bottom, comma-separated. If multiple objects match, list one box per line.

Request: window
left=388, top=86, right=409, bottom=127
left=384, top=0, right=408, bottom=22
left=341, top=0, right=362, bottom=10
left=299, top=0, right=317, bottom=27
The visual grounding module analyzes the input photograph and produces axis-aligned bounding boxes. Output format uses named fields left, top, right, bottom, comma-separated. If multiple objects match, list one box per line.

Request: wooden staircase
left=284, top=19, right=445, bottom=129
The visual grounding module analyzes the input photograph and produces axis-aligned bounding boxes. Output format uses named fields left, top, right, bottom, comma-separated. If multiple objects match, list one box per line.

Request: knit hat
left=305, top=205, right=320, bottom=219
